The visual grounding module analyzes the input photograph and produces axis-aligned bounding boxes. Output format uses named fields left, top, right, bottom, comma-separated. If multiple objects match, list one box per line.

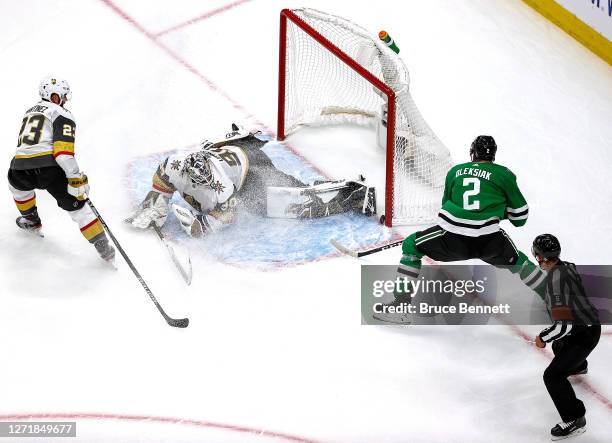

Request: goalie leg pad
left=266, top=179, right=376, bottom=219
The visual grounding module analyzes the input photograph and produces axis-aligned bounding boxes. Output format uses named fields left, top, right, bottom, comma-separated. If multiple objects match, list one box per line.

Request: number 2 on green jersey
left=462, top=177, right=480, bottom=210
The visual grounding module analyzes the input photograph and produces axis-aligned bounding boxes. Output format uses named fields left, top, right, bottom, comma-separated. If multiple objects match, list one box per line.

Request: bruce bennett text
left=373, top=302, right=511, bottom=315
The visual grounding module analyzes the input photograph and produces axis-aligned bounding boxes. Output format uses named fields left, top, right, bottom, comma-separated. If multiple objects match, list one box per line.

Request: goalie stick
left=87, top=199, right=189, bottom=328
left=331, top=238, right=403, bottom=258
left=151, top=224, right=193, bottom=285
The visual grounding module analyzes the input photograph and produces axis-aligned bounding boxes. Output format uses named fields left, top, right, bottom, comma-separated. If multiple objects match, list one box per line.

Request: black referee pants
left=543, top=325, right=601, bottom=422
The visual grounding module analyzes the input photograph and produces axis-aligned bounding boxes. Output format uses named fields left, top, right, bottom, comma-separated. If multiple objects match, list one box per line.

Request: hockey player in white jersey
left=126, top=124, right=376, bottom=236
left=7, top=77, right=115, bottom=262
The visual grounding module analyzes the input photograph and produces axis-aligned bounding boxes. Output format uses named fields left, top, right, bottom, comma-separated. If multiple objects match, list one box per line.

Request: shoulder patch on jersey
left=211, top=180, right=226, bottom=194
left=170, top=159, right=182, bottom=171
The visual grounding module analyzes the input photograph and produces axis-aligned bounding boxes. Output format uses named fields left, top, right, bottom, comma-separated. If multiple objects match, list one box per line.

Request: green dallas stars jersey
left=437, top=161, right=528, bottom=237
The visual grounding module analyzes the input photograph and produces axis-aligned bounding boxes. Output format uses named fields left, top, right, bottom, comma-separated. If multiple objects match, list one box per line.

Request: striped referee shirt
left=539, top=261, right=599, bottom=343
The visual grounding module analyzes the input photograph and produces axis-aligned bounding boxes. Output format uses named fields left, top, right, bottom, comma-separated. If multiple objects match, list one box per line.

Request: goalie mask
left=184, top=151, right=213, bottom=186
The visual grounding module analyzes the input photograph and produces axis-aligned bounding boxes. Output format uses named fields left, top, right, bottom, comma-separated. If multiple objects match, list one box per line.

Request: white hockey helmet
left=184, top=151, right=213, bottom=186
left=39, top=76, right=71, bottom=103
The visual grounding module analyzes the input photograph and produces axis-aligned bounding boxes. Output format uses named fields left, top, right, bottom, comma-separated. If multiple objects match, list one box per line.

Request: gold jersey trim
left=14, top=150, right=53, bottom=159
left=53, top=140, right=75, bottom=156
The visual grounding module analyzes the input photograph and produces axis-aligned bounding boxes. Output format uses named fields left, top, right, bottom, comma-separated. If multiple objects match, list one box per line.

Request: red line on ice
left=97, top=0, right=154, bottom=38
left=98, top=0, right=331, bottom=180
left=422, top=258, right=612, bottom=413
left=98, top=0, right=256, bottom=121
left=0, top=413, right=322, bottom=443
left=153, top=0, right=253, bottom=38
left=507, top=323, right=612, bottom=411
left=101, top=0, right=609, bottom=411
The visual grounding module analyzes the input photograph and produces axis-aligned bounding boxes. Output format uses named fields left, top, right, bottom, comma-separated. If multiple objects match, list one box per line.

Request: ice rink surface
left=1, top=0, right=611, bottom=441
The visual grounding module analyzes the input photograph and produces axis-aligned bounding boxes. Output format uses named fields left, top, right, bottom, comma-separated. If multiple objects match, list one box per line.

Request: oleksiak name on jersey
left=437, top=161, right=529, bottom=237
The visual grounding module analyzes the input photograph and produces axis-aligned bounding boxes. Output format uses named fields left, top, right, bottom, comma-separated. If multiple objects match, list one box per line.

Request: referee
left=532, top=234, right=601, bottom=440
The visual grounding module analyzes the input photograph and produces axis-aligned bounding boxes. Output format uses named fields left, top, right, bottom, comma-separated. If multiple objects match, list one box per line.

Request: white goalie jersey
left=127, top=143, right=249, bottom=233
left=153, top=145, right=248, bottom=213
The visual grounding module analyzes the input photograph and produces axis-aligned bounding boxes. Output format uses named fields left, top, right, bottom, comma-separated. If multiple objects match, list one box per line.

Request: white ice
left=0, top=0, right=611, bottom=442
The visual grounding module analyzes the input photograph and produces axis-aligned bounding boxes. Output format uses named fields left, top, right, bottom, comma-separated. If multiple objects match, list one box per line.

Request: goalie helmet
left=39, top=76, right=71, bottom=103
left=470, top=135, right=497, bottom=161
left=184, top=151, right=213, bottom=186
left=532, top=234, right=561, bottom=260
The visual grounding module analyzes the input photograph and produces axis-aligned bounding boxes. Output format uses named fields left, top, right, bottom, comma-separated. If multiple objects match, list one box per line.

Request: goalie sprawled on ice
left=126, top=124, right=376, bottom=237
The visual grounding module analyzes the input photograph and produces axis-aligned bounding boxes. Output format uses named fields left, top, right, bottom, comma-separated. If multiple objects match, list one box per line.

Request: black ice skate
left=15, top=210, right=43, bottom=237
left=94, top=238, right=116, bottom=265
left=551, top=416, right=586, bottom=440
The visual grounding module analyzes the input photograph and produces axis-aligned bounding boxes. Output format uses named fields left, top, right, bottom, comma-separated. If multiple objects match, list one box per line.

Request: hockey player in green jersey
left=375, top=135, right=546, bottom=323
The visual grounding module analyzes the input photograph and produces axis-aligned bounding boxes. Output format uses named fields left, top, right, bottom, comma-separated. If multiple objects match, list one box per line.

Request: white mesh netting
left=281, top=8, right=452, bottom=225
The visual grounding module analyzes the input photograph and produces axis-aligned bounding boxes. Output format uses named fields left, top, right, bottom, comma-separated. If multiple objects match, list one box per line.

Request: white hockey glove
left=171, top=204, right=224, bottom=238
left=67, top=173, right=90, bottom=201
left=126, top=191, right=170, bottom=229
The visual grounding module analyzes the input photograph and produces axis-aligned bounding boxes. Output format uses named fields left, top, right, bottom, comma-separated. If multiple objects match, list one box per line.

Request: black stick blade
left=167, top=317, right=190, bottom=328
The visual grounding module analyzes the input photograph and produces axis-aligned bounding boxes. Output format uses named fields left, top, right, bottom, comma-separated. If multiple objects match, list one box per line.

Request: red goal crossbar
left=277, top=9, right=396, bottom=227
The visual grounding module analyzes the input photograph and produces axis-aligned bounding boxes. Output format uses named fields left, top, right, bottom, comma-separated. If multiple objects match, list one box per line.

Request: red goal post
left=277, top=8, right=451, bottom=227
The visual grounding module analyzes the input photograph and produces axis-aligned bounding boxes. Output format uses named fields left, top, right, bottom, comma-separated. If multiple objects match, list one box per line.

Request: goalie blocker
left=126, top=124, right=377, bottom=237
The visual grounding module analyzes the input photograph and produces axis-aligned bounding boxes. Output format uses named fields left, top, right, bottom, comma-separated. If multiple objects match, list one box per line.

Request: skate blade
left=551, top=426, right=586, bottom=441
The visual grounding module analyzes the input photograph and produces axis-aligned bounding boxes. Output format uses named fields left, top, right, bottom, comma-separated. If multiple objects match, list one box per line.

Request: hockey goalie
left=126, top=124, right=376, bottom=237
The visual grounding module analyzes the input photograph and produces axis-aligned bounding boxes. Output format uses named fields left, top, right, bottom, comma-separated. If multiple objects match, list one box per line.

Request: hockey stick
left=87, top=199, right=189, bottom=328
left=151, top=223, right=192, bottom=285
left=330, top=238, right=403, bottom=258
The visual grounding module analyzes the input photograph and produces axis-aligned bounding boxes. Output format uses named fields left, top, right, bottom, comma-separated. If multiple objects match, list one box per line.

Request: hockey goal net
left=277, top=8, right=452, bottom=227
